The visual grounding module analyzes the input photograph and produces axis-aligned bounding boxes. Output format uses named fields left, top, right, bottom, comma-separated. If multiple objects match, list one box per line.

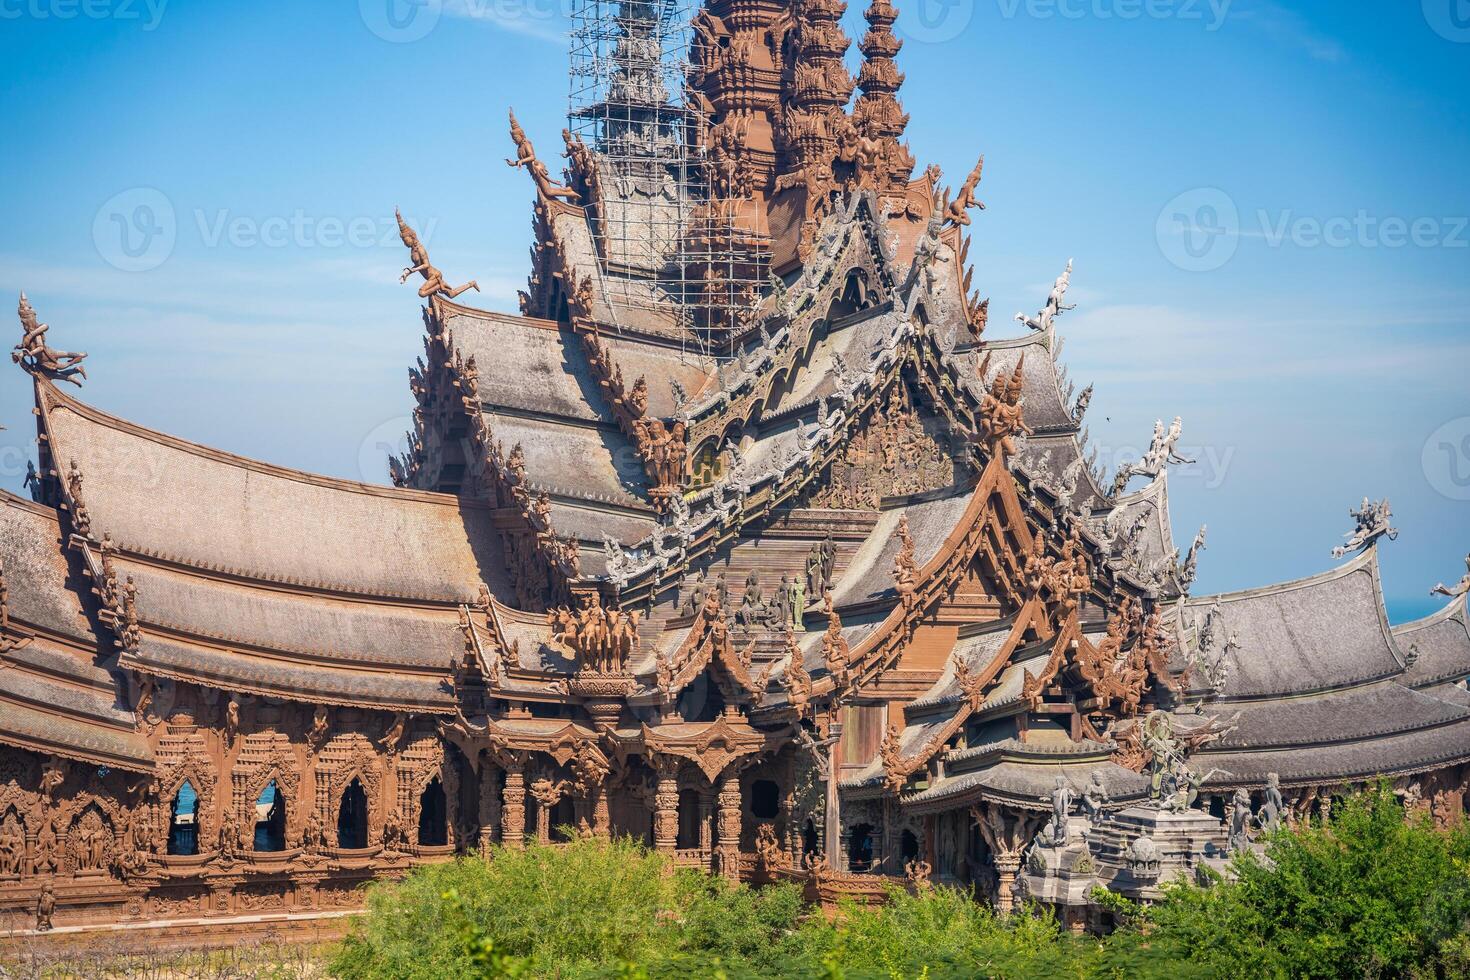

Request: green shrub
left=1118, top=784, right=1470, bottom=979
left=331, top=791, right=1470, bottom=980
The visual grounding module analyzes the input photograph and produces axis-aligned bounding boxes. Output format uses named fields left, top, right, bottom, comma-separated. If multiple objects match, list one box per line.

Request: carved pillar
left=780, top=785, right=799, bottom=867
left=716, top=769, right=743, bottom=881
left=973, top=804, right=1039, bottom=916
left=698, top=792, right=714, bottom=854
left=825, top=721, right=843, bottom=871
left=536, top=797, right=552, bottom=845
left=501, top=762, right=526, bottom=849
left=652, top=757, right=680, bottom=853
left=478, top=762, right=500, bottom=855
left=992, top=852, right=1022, bottom=914
left=591, top=782, right=611, bottom=837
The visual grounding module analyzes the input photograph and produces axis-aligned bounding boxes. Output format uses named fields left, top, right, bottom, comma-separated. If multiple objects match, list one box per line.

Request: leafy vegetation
left=330, top=787, right=1470, bottom=979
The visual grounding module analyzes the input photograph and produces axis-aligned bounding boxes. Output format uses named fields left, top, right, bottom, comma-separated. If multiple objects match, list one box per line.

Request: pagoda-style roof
left=1172, top=549, right=1470, bottom=788
left=1392, top=594, right=1470, bottom=690
left=1178, top=549, right=1407, bottom=699
left=0, top=492, right=153, bottom=771
left=37, top=382, right=509, bottom=603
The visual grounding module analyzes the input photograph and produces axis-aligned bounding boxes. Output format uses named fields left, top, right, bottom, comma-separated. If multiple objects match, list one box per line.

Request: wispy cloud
left=1234, top=0, right=1349, bottom=64
left=444, top=0, right=569, bottom=45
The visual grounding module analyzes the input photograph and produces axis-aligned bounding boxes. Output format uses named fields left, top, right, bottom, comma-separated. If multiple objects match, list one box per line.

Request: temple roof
left=38, top=383, right=510, bottom=604
left=0, top=492, right=153, bottom=770
left=1178, top=549, right=1406, bottom=699
left=1392, top=594, right=1470, bottom=689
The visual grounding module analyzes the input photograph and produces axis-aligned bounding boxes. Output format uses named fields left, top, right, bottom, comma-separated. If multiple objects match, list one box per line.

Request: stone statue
left=735, top=570, right=765, bottom=626
left=218, top=806, right=239, bottom=863
left=14, top=292, right=87, bottom=386
left=790, top=577, right=807, bottom=632
left=682, top=568, right=708, bottom=615
left=1041, top=776, right=1073, bottom=846
left=1332, top=497, right=1398, bottom=559
left=1431, top=554, right=1470, bottom=599
left=1080, top=771, right=1111, bottom=823
left=397, top=210, right=479, bottom=300
left=1228, top=788, right=1254, bottom=854
left=1260, top=773, right=1284, bottom=834
left=805, top=540, right=824, bottom=598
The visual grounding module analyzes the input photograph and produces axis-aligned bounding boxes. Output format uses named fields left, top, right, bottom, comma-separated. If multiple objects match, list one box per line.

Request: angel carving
left=13, top=293, right=87, bottom=386
left=396, top=210, right=478, bottom=300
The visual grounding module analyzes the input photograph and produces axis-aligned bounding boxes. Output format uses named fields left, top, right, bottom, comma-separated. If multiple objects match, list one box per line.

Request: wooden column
left=825, top=721, right=843, bottom=870
left=501, top=763, right=526, bottom=849
left=716, top=770, right=743, bottom=881
left=652, top=758, right=680, bottom=853
left=478, top=761, right=500, bottom=855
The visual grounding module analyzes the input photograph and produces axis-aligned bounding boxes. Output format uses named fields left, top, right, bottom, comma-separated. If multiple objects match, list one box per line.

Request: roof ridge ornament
left=1431, top=553, right=1470, bottom=599
left=396, top=210, right=478, bottom=301
left=1110, top=416, right=1192, bottom=496
left=1331, top=496, right=1398, bottom=559
left=1015, top=259, right=1075, bottom=333
left=506, top=108, right=580, bottom=205
left=942, top=154, right=985, bottom=228
left=13, top=292, right=87, bottom=387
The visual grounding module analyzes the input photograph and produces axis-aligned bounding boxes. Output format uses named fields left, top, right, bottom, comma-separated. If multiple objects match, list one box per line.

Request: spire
left=853, top=0, right=915, bottom=191
left=778, top=0, right=854, bottom=183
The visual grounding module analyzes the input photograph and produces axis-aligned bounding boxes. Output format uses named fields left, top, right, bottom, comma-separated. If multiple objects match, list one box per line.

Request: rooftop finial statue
left=942, top=154, right=985, bottom=227
left=396, top=211, right=479, bottom=300
left=506, top=109, right=580, bottom=203
left=1015, top=258, right=1075, bottom=332
left=1332, top=497, right=1398, bottom=559
left=13, top=292, right=87, bottom=387
left=1431, top=554, right=1470, bottom=598
left=1111, top=416, right=1194, bottom=494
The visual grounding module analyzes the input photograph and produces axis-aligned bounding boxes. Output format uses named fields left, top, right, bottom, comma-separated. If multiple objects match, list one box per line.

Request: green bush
left=1130, top=785, right=1470, bottom=979
left=331, top=789, right=1470, bottom=980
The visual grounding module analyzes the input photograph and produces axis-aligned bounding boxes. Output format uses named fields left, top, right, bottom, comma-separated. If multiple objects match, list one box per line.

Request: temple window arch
left=802, top=818, right=819, bottom=857
left=750, top=779, right=779, bottom=820
left=337, top=777, right=369, bottom=849
left=418, top=776, right=448, bottom=847
left=253, top=779, right=287, bottom=852
left=900, top=828, right=920, bottom=864
left=848, top=822, right=875, bottom=872
left=550, top=798, right=576, bottom=842
left=676, top=789, right=701, bottom=849
left=167, top=780, right=199, bottom=856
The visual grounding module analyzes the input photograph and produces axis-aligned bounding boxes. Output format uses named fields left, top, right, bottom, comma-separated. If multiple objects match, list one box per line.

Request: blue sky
left=0, top=0, right=1466, bottom=620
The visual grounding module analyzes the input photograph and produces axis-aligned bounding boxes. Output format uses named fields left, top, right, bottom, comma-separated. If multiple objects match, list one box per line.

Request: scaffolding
left=568, top=0, right=768, bottom=358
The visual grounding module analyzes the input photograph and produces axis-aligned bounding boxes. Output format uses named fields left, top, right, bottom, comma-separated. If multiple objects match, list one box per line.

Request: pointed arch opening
left=167, top=780, right=199, bottom=856
left=337, top=777, right=368, bottom=849
left=848, top=822, right=875, bottom=872
left=253, top=779, right=287, bottom=852
left=418, top=776, right=448, bottom=847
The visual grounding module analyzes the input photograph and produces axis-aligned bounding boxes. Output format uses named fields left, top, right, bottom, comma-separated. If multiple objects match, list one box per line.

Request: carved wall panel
left=809, top=382, right=958, bottom=509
